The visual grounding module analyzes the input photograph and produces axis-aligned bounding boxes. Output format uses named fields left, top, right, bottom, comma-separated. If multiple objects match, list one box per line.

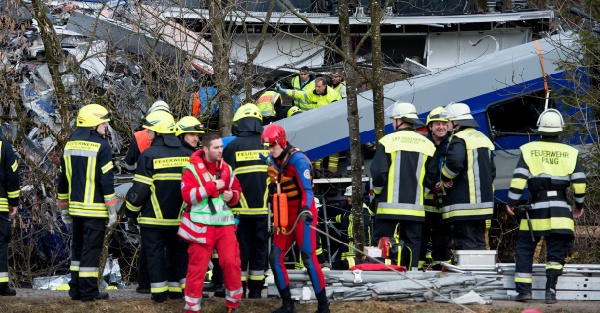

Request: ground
left=0, top=288, right=598, bottom=313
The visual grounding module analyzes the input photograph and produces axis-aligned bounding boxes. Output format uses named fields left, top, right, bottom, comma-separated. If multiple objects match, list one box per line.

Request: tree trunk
left=339, top=0, right=366, bottom=253
left=370, top=0, right=385, bottom=142
left=30, top=0, right=70, bottom=136
left=209, top=0, right=233, bottom=136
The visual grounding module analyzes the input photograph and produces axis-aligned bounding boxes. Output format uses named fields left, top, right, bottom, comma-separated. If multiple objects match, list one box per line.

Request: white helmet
left=314, top=197, right=322, bottom=208
left=444, top=102, right=479, bottom=128
left=148, top=100, right=172, bottom=114
left=536, top=109, right=564, bottom=134
left=385, top=101, right=424, bottom=125
left=344, top=186, right=352, bottom=196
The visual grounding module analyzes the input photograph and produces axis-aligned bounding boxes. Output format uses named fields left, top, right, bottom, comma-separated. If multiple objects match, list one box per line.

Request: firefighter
left=333, top=186, right=373, bottom=269
left=125, top=110, right=192, bottom=303
left=506, top=109, right=585, bottom=304
left=263, top=124, right=330, bottom=313
left=370, top=101, right=435, bottom=270
left=178, top=132, right=243, bottom=313
left=420, top=107, right=452, bottom=269
left=124, top=100, right=172, bottom=294
left=0, top=132, right=20, bottom=297
left=257, top=80, right=284, bottom=124
left=330, top=69, right=347, bottom=99
left=57, top=104, right=115, bottom=301
left=176, top=116, right=205, bottom=153
left=222, top=103, right=269, bottom=298
left=289, top=66, right=316, bottom=108
left=124, top=100, right=173, bottom=171
left=440, top=103, right=495, bottom=250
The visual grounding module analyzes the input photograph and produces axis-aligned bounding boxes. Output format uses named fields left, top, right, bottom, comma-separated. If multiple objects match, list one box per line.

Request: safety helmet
left=314, top=197, right=322, bottom=208
left=344, top=186, right=352, bottom=196
left=287, top=106, right=303, bottom=118
left=262, top=124, right=287, bottom=148
left=148, top=100, right=172, bottom=114
left=444, top=102, right=479, bottom=128
left=176, top=116, right=205, bottom=136
left=233, top=103, right=262, bottom=124
left=536, top=108, right=564, bottom=134
left=143, top=110, right=177, bottom=134
left=426, top=106, right=448, bottom=125
left=77, top=104, right=111, bottom=128
left=385, top=101, right=424, bottom=125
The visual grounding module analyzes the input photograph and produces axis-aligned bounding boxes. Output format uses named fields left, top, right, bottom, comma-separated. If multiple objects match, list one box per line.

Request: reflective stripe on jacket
left=58, top=129, right=115, bottom=218
left=0, top=139, right=20, bottom=212
left=256, top=91, right=280, bottom=117
left=506, top=138, right=585, bottom=237
left=441, top=128, right=495, bottom=222
left=371, top=130, right=435, bottom=221
left=125, top=135, right=191, bottom=227
left=222, top=133, right=269, bottom=216
left=285, top=86, right=341, bottom=111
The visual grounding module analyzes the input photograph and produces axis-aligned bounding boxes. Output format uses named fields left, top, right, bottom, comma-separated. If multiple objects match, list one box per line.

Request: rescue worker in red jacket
left=178, top=132, right=243, bottom=313
left=58, top=104, right=116, bottom=301
left=263, top=124, right=330, bottom=313
left=125, top=110, right=192, bottom=303
left=222, top=104, right=269, bottom=298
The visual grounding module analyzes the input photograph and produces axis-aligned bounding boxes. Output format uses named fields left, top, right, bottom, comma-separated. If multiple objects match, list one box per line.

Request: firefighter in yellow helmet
left=419, top=106, right=452, bottom=269
left=370, top=101, right=435, bottom=270
left=286, top=106, right=303, bottom=118
left=125, top=110, right=192, bottom=303
left=222, top=103, right=269, bottom=298
left=176, top=116, right=205, bottom=153
left=506, top=109, right=585, bottom=304
left=440, top=102, right=495, bottom=250
left=58, top=104, right=114, bottom=301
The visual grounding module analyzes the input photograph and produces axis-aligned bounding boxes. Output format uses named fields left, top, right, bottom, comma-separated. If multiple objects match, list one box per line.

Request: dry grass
left=0, top=296, right=596, bottom=313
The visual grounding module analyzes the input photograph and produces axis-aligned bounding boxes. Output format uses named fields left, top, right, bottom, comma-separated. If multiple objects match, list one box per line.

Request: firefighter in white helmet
left=440, top=103, right=495, bottom=251
left=370, top=101, right=435, bottom=270
left=506, top=109, right=585, bottom=304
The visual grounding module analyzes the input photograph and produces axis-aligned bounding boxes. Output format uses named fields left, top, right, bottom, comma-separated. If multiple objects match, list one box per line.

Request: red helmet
left=262, top=124, right=287, bottom=148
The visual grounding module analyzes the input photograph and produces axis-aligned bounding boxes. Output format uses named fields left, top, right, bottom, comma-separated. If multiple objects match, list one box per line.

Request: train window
left=486, top=90, right=551, bottom=138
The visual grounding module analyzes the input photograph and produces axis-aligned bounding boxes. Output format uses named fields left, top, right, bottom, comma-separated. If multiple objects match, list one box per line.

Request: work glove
left=276, top=83, right=286, bottom=93
left=107, top=202, right=118, bottom=228
left=126, top=216, right=139, bottom=234
left=300, top=206, right=313, bottom=224
left=58, top=201, right=72, bottom=226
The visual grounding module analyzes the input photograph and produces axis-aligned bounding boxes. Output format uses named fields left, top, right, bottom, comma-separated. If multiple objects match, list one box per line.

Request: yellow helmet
left=76, top=104, right=111, bottom=127
left=426, top=106, right=448, bottom=125
left=287, top=106, right=303, bottom=118
left=176, top=116, right=205, bottom=136
left=233, top=103, right=262, bottom=124
left=143, top=110, right=176, bottom=134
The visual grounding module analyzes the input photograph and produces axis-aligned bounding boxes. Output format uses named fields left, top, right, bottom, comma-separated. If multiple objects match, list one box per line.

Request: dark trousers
left=419, top=212, right=452, bottom=264
left=0, top=214, right=11, bottom=292
left=452, top=219, right=487, bottom=250
left=69, top=217, right=105, bottom=301
left=515, top=232, right=571, bottom=294
left=141, top=227, right=188, bottom=299
left=137, top=239, right=150, bottom=289
left=373, top=219, right=423, bottom=270
left=237, top=216, right=269, bottom=292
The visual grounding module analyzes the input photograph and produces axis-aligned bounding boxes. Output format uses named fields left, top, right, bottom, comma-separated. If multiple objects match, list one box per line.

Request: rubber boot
left=514, top=293, right=532, bottom=302
left=271, top=287, right=296, bottom=313
left=545, top=275, right=558, bottom=304
left=315, top=289, right=330, bottom=313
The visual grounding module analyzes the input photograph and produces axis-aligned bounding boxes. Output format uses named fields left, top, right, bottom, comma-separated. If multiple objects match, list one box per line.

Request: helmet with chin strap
left=262, top=124, right=287, bottom=148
